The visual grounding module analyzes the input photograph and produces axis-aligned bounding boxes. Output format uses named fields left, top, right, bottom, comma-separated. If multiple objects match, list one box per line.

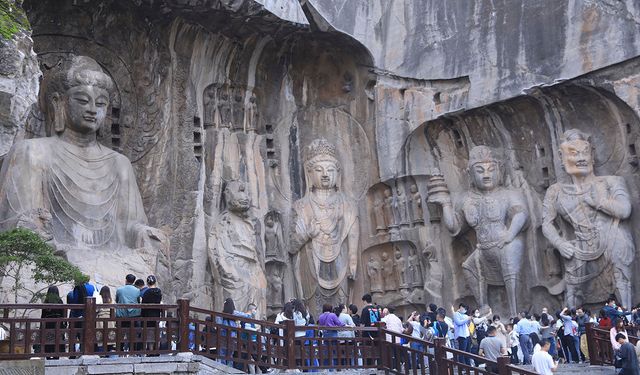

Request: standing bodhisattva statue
left=542, top=129, right=635, bottom=309
left=292, top=138, right=359, bottom=313
left=208, top=180, right=267, bottom=313
left=0, top=56, right=168, bottom=288
left=428, top=146, right=528, bottom=317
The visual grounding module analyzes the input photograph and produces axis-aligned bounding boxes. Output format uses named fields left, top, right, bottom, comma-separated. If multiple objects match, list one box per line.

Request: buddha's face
left=559, top=139, right=593, bottom=177
left=470, top=161, right=500, bottom=191
left=225, top=181, right=251, bottom=213
left=65, top=85, right=109, bottom=135
left=309, top=160, right=338, bottom=190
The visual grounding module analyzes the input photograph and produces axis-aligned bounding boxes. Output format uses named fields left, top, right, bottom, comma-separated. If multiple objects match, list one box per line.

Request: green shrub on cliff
left=0, top=228, right=88, bottom=304
left=0, top=0, right=29, bottom=41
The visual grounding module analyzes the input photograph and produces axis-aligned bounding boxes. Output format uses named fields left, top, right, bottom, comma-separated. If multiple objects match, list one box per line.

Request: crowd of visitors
left=35, top=273, right=162, bottom=358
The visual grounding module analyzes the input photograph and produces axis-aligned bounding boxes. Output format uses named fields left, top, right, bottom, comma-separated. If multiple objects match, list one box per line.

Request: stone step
left=519, top=363, right=615, bottom=375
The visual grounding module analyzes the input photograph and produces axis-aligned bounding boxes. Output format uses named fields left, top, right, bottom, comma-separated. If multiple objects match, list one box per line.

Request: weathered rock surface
left=0, top=0, right=639, bottom=317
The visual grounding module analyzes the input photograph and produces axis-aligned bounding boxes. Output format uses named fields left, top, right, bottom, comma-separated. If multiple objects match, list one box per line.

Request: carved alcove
left=396, top=82, right=640, bottom=314
left=361, top=241, right=428, bottom=316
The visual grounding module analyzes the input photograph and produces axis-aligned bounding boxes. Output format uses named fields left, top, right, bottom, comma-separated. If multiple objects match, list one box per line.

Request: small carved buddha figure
left=543, top=129, right=635, bottom=309
left=208, top=180, right=267, bottom=313
left=428, top=146, right=528, bottom=316
left=367, top=256, right=383, bottom=293
left=292, top=139, right=359, bottom=313
left=0, top=55, right=168, bottom=288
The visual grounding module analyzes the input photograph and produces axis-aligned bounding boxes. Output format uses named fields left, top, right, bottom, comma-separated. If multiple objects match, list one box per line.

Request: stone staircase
left=519, top=363, right=616, bottom=375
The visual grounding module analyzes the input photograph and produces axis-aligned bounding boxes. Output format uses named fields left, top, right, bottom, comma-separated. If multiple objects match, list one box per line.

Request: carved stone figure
left=394, top=247, right=408, bottom=288
left=542, top=129, right=635, bottom=309
left=428, top=145, right=529, bottom=316
left=420, top=243, right=444, bottom=302
left=264, top=212, right=284, bottom=262
left=203, top=85, right=217, bottom=127
left=0, top=55, right=168, bottom=289
left=367, top=256, right=383, bottom=293
left=217, top=86, right=231, bottom=128
left=395, top=185, right=409, bottom=226
left=383, top=187, right=396, bottom=229
left=243, top=91, right=257, bottom=133
left=381, top=251, right=396, bottom=290
left=208, top=180, right=267, bottom=313
left=267, top=267, right=284, bottom=308
left=372, top=193, right=387, bottom=232
left=410, top=184, right=424, bottom=224
left=292, top=138, right=359, bottom=312
left=407, top=248, right=423, bottom=287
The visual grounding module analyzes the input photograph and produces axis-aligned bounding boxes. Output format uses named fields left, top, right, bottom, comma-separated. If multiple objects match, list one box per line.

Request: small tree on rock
left=0, top=228, right=88, bottom=304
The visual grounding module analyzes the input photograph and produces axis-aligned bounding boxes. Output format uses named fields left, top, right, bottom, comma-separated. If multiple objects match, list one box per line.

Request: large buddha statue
left=292, top=139, right=359, bottom=313
left=0, top=56, right=168, bottom=288
left=428, top=146, right=529, bottom=316
left=543, top=129, right=635, bottom=309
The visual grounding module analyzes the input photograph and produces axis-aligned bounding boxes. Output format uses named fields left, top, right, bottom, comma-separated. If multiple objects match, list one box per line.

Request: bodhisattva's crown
left=468, top=145, right=500, bottom=167
left=304, top=138, right=339, bottom=167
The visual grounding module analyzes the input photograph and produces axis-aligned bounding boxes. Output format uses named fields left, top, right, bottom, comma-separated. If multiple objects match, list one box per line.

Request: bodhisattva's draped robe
left=0, top=137, right=156, bottom=287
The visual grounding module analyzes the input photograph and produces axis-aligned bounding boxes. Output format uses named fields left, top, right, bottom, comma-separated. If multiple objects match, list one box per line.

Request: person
left=558, top=308, right=579, bottom=363
left=96, top=286, right=116, bottom=355
left=479, top=326, right=507, bottom=373
left=134, top=279, right=145, bottom=301
left=360, top=294, right=381, bottom=338
left=575, top=308, right=588, bottom=361
left=599, top=308, right=613, bottom=329
left=382, top=307, right=403, bottom=370
left=472, top=308, right=493, bottom=345
left=349, top=304, right=361, bottom=328
left=507, top=323, right=520, bottom=364
left=141, top=275, right=162, bottom=351
left=293, top=299, right=310, bottom=339
left=603, top=298, right=632, bottom=324
left=615, top=333, right=640, bottom=375
left=611, top=318, right=629, bottom=351
left=41, top=286, right=65, bottom=358
left=217, top=298, right=251, bottom=368
left=427, top=303, right=438, bottom=324
left=532, top=339, right=558, bottom=375
left=539, top=313, right=557, bottom=358
left=116, top=274, right=141, bottom=351
left=491, top=315, right=508, bottom=349
left=337, top=304, right=355, bottom=339
left=433, top=312, right=449, bottom=339
left=516, top=312, right=539, bottom=365
left=453, top=303, right=473, bottom=365
left=318, top=303, right=344, bottom=367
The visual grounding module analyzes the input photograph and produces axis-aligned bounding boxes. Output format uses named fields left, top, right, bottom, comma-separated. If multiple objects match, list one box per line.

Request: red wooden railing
left=585, top=322, right=639, bottom=367
left=0, top=298, right=538, bottom=375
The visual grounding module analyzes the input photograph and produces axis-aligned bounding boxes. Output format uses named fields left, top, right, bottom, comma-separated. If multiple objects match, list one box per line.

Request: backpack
left=368, top=306, right=380, bottom=325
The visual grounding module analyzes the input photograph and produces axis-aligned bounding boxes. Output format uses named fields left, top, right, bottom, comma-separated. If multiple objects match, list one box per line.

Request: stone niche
left=392, top=82, right=640, bottom=314
left=20, top=0, right=374, bottom=315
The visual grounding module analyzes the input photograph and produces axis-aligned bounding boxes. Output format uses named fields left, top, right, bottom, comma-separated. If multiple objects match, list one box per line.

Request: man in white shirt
left=381, top=306, right=404, bottom=371
left=532, top=339, right=558, bottom=375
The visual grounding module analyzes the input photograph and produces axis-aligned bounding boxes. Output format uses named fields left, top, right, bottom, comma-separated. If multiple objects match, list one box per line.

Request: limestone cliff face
left=0, top=0, right=40, bottom=156
left=1, top=0, right=640, bottom=315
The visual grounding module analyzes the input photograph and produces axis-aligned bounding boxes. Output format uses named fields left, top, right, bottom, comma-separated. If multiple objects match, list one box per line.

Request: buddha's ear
left=51, top=92, right=66, bottom=134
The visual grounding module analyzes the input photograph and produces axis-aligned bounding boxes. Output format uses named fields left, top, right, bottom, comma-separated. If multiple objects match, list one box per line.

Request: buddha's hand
left=556, top=241, right=578, bottom=259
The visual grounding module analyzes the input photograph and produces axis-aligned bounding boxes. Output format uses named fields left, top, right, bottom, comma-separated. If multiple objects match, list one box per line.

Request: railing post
left=285, top=319, right=296, bottom=369
left=585, top=322, right=599, bottom=365
left=178, top=299, right=190, bottom=352
left=434, top=337, right=446, bottom=375
left=497, top=355, right=511, bottom=375
left=83, top=297, right=96, bottom=355
left=376, top=322, right=386, bottom=369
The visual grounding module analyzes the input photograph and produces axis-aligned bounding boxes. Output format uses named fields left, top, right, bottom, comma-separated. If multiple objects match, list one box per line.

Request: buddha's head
left=304, top=138, right=341, bottom=192
left=558, top=129, right=594, bottom=178
left=224, top=180, right=251, bottom=214
left=467, top=146, right=502, bottom=191
left=41, top=55, right=115, bottom=136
